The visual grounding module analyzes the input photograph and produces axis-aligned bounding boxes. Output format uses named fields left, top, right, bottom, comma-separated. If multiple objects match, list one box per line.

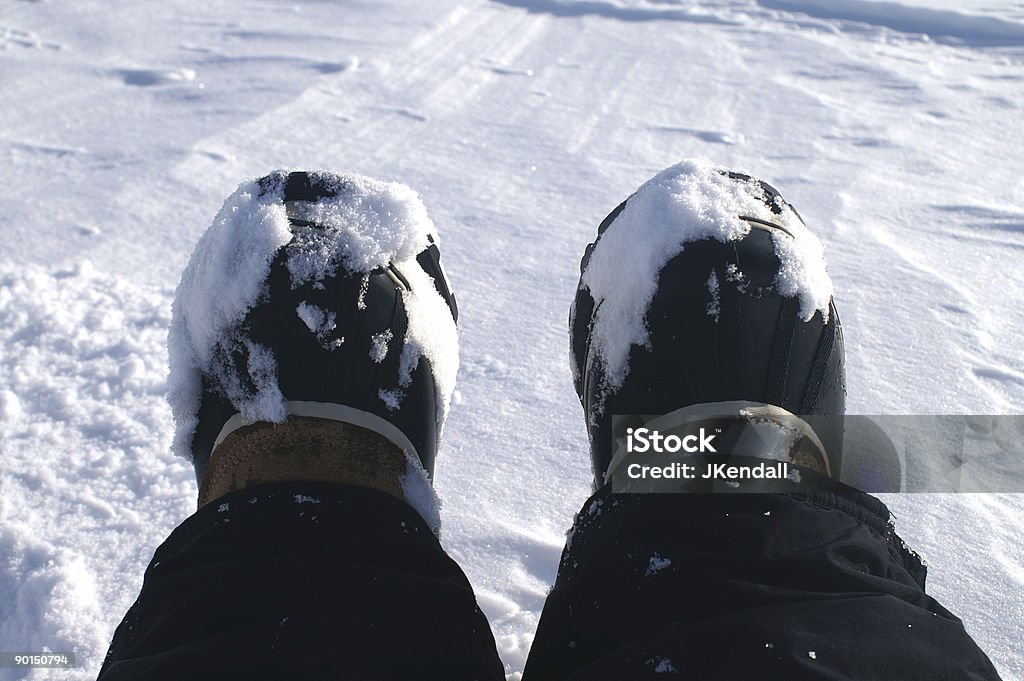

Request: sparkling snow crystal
left=706, top=270, right=721, bottom=323
left=296, top=301, right=341, bottom=349
left=651, top=657, right=678, bottom=674
left=370, top=329, right=394, bottom=363
left=400, top=451, right=442, bottom=533
left=378, top=387, right=403, bottom=411
left=645, top=553, right=673, bottom=576
left=283, top=174, right=433, bottom=287
left=393, top=259, right=458, bottom=418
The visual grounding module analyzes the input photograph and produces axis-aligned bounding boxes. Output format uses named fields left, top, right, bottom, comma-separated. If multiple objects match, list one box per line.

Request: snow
left=395, top=257, right=461, bottom=433
left=646, top=553, right=673, bottom=576
left=651, top=656, right=679, bottom=674
left=705, top=270, right=721, bottom=323
left=370, top=329, right=394, bottom=363
left=282, top=173, right=436, bottom=285
left=167, top=178, right=292, bottom=458
left=378, top=388, right=403, bottom=412
left=755, top=0, right=1024, bottom=47
left=1, top=0, right=1023, bottom=679
left=400, top=451, right=444, bottom=534
left=296, top=302, right=335, bottom=338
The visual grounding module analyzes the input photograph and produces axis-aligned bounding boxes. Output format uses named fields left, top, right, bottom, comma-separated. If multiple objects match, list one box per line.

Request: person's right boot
left=569, top=160, right=846, bottom=488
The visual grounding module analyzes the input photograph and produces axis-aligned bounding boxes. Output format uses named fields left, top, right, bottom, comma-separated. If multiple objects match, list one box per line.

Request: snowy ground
left=1, top=0, right=1022, bottom=678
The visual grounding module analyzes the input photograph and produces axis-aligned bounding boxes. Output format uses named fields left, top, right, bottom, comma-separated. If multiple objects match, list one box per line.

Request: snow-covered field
left=1, top=0, right=1022, bottom=678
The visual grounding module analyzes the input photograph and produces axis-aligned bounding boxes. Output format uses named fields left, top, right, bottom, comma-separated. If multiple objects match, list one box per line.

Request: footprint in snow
left=118, top=67, right=197, bottom=87
left=650, top=125, right=744, bottom=145
left=311, top=56, right=359, bottom=74
left=0, top=26, right=64, bottom=50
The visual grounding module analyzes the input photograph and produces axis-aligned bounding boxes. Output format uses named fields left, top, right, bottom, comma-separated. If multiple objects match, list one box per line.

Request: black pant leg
left=97, top=481, right=504, bottom=681
left=523, top=471, right=1003, bottom=681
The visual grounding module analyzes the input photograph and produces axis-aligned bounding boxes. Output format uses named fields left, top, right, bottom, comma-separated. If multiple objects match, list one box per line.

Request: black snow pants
left=96, top=470, right=1003, bottom=680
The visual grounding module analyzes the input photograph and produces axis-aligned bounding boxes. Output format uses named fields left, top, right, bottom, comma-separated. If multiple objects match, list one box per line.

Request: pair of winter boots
left=170, top=164, right=846, bottom=511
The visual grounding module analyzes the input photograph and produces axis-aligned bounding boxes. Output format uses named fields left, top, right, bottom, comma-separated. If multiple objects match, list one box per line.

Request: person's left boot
left=167, top=171, right=458, bottom=525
